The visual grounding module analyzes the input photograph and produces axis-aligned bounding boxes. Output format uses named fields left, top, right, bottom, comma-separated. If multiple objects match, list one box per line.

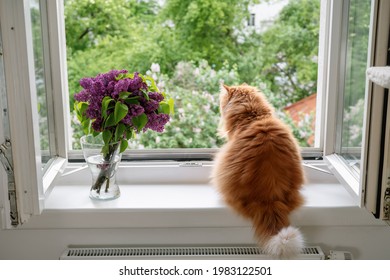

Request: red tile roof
left=284, top=93, right=317, bottom=145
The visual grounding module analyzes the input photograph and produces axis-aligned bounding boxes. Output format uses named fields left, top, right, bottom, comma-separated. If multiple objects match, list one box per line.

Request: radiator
left=60, top=246, right=325, bottom=260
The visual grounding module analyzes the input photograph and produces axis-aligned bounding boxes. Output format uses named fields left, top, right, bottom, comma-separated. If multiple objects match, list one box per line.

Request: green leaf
left=125, top=128, right=135, bottom=140
left=101, top=97, right=114, bottom=118
left=115, top=73, right=125, bottom=80
left=124, top=98, right=140, bottom=105
left=104, top=113, right=116, bottom=128
left=168, top=98, right=175, bottom=115
left=119, top=91, right=130, bottom=100
left=81, top=119, right=90, bottom=134
left=102, top=144, right=109, bottom=158
left=114, top=123, right=126, bottom=142
left=102, top=130, right=112, bottom=144
left=141, top=90, right=150, bottom=101
left=92, top=130, right=100, bottom=137
left=132, top=113, right=148, bottom=131
left=119, top=139, right=128, bottom=153
left=124, top=73, right=135, bottom=79
left=75, top=102, right=89, bottom=122
left=114, top=102, right=128, bottom=124
left=158, top=102, right=170, bottom=114
left=143, top=75, right=159, bottom=92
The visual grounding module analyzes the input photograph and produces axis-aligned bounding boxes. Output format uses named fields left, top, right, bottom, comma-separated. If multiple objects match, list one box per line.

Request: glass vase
left=80, top=134, right=121, bottom=200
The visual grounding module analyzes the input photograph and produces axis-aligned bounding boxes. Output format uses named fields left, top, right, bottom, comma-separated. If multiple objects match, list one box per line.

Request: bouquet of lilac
left=74, top=69, right=174, bottom=196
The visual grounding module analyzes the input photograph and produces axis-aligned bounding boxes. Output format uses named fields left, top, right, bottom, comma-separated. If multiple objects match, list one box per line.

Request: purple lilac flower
left=74, top=89, right=90, bottom=102
left=106, top=80, right=116, bottom=94
left=75, top=69, right=170, bottom=134
left=144, top=99, right=160, bottom=113
left=79, top=77, right=93, bottom=90
left=121, top=115, right=132, bottom=126
left=107, top=69, right=127, bottom=81
left=93, top=79, right=105, bottom=96
left=112, top=78, right=130, bottom=98
left=144, top=113, right=170, bottom=133
left=122, top=105, right=145, bottom=125
left=148, top=92, right=164, bottom=102
left=129, top=104, right=145, bottom=117
left=91, top=117, right=103, bottom=131
left=128, top=73, right=147, bottom=92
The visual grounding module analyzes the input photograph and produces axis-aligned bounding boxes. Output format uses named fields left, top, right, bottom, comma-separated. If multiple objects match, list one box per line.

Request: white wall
left=1, top=222, right=390, bottom=260
left=1, top=163, right=390, bottom=260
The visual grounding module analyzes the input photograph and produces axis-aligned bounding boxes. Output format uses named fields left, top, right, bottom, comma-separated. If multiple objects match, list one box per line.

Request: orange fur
left=212, top=84, right=305, bottom=258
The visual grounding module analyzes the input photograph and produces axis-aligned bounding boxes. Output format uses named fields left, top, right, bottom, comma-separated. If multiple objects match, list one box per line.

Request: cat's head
left=218, top=84, right=274, bottom=137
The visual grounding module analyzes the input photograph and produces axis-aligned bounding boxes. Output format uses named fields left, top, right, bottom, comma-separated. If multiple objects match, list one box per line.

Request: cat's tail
left=250, top=202, right=304, bottom=259
left=262, top=226, right=304, bottom=259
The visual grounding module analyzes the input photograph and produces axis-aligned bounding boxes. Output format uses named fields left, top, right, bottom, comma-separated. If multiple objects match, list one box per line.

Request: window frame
left=361, top=0, right=390, bottom=220
left=0, top=0, right=44, bottom=226
left=322, top=0, right=386, bottom=207
left=0, top=0, right=388, bottom=229
left=0, top=0, right=68, bottom=227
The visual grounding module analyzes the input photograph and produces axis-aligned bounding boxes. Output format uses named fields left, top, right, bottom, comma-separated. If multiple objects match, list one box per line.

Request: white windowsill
left=19, top=161, right=387, bottom=229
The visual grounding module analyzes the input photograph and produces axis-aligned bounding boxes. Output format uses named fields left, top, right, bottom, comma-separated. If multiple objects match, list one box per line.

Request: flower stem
left=91, top=142, right=120, bottom=194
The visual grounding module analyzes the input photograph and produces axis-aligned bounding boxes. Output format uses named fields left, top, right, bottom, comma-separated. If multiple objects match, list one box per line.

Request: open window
left=0, top=0, right=389, bottom=229
left=0, top=0, right=68, bottom=227
left=362, top=0, right=390, bottom=221
left=323, top=0, right=389, bottom=216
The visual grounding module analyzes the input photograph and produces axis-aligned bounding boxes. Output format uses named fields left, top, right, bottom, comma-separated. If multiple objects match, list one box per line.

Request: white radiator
left=60, top=246, right=325, bottom=260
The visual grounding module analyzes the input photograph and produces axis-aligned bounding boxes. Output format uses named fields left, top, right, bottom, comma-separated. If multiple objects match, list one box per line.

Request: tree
left=161, top=0, right=258, bottom=69
left=64, top=0, right=159, bottom=53
left=256, top=0, right=320, bottom=106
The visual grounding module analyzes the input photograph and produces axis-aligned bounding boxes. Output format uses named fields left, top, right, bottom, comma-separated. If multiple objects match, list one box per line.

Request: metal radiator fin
left=60, top=246, right=325, bottom=260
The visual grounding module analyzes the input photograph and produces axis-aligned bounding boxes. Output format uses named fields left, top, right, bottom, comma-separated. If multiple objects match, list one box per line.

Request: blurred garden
left=64, top=0, right=321, bottom=149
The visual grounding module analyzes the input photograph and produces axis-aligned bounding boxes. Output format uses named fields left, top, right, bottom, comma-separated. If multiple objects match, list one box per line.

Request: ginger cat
left=212, top=84, right=305, bottom=259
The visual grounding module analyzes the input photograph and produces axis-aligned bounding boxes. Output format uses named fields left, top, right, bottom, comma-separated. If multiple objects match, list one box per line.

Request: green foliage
left=67, top=0, right=321, bottom=149
left=64, top=0, right=159, bottom=52
left=256, top=0, right=320, bottom=104
left=160, top=0, right=257, bottom=69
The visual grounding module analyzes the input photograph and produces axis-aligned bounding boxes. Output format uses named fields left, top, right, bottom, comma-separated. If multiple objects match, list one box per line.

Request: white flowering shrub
left=134, top=60, right=241, bottom=148
left=132, top=61, right=315, bottom=149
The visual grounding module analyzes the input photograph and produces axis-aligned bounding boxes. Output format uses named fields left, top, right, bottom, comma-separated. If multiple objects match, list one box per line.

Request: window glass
left=339, top=0, right=371, bottom=174
left=65, top=0, right=320, bottom=150
left=30, top=0, right=52, bottom=165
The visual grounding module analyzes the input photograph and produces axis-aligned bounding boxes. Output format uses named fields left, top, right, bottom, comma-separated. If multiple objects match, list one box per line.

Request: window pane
left=30, top=0, right=51, bottom=165
left=65, top=0, right=320, bottom=150
left=339, top=0, right=371, bottom=174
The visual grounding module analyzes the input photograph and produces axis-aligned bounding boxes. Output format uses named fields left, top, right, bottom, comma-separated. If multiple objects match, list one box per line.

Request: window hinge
left=0, top=139, right=19, bottom=226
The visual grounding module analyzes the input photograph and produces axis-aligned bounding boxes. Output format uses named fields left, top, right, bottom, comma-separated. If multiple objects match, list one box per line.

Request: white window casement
left=0, top=0, right=389, bottom=230
left=322, top=0, right=390, bottom=218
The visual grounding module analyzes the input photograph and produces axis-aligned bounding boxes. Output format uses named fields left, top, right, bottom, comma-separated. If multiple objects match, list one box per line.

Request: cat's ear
left=241, top=83, right=248, bottom=86
left=220, top=83, right=230, bottom=94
